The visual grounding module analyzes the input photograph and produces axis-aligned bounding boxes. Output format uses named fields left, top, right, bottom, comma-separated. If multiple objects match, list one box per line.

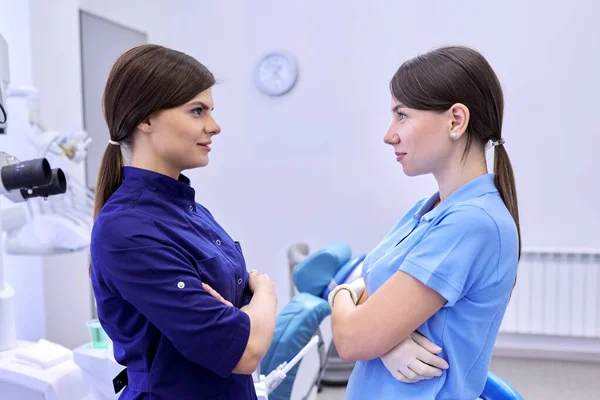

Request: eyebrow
left=188, top=101, right=214, bottom=111
left=392, top=103, right=406, bottom=112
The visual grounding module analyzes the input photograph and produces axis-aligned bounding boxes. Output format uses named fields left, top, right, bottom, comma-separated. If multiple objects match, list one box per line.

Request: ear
left=137, top=116, right=153, bottom=134
left=448, top=103, right=470, bottom=139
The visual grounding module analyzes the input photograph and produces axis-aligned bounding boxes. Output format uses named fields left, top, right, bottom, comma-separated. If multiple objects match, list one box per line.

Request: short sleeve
left=92, top=212, right=251, bottom=378
left=401, top=206, right=500, bottom=307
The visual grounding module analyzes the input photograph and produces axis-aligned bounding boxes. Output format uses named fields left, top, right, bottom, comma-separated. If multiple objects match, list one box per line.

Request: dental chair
left=480, top=372, right=523, bottom=400
left=260, top=242, right=360, bottom=400
left=260, top=242, right=524, bottom=400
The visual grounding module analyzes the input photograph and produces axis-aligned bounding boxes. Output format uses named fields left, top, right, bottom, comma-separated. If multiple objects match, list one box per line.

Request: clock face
left=255, top=52, right=298, bottom=96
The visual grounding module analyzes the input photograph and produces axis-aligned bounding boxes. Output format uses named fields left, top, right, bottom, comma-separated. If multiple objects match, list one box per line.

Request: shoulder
left=91, top=208, right=166, bottom=251
left=449, top=193, right=517, bottom=240
left=439, top=203, right=501, bottom=242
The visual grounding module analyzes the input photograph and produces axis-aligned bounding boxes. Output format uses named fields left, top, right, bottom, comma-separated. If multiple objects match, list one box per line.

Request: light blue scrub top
left=346, top=174, right=519, bottom=400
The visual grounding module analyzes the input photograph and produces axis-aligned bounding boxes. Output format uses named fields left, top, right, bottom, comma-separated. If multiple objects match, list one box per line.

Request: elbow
left=337, top=345, right=356, bottom=362
left=335, top=338, right=361, bottom=362
left=332, top=312, right=362, bottom=362
left=332, top=328, right=362, bottom=362
left=233, top=334, right=268, bottom=375
left=233, top=348, right=262, bottom=375
left=333, top=316, right=380, bottom=362
left=233, top=357, right=260, bottom=375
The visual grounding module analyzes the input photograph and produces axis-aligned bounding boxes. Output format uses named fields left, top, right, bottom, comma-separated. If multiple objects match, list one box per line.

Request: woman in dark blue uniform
left=90, top=44, right=277, bottom=399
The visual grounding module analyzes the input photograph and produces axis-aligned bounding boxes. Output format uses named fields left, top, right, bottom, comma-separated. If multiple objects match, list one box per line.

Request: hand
left=247, top=269, right=260, bottom=293
left=202, top=283, right=233, bottom=307
left=248, top=269, right=275, bottom=295
left=349, top=278, right=366, bottom=304
left=381, top=331, right=449, bottom=383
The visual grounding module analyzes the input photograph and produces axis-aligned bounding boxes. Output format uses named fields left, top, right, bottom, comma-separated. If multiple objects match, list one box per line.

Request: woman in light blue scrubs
left=328, top=46, right=521, bottom=399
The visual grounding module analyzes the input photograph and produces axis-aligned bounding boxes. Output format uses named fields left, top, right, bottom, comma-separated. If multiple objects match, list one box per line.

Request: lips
left=197, top=143, right=211, bottom=151
left=395, top=151, right=406, bottom=161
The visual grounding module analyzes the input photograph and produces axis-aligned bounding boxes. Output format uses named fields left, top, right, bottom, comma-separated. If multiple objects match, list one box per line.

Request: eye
left=191, top=107, right=205, bottom=116
left=397, top=112, right=407, bottom=121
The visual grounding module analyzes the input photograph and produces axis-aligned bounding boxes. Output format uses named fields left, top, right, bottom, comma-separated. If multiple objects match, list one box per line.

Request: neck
left=434, top=148, right=488, bottom=202
left=130, top=149, right=180, bottom=180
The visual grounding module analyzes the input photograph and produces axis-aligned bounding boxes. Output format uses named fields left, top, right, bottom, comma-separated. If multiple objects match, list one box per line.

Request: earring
left=450, top=132, right=458, bottom=141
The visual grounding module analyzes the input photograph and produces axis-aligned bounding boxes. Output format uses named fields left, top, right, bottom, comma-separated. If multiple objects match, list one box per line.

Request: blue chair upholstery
left=480, top=372, right=524, bottom=400
left=260, top=293, right=331, bottom=400
left=293, top=242, right=351, bottom=296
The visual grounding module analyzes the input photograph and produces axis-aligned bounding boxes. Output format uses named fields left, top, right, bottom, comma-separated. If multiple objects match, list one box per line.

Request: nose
left=383, top=124, right=400, bottom=145
left=206, top=114, right=221, bottom=136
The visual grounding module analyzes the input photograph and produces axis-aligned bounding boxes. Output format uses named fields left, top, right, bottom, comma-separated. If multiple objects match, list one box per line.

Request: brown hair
left=390, top=46, right=521, bottom=258
left=94, top=44, right=215, bottom=219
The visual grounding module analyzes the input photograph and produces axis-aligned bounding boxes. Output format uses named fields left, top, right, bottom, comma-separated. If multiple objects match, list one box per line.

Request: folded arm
left=331, top=205, right=499, bottom=362
left=331, top=271, right=446, bottom=361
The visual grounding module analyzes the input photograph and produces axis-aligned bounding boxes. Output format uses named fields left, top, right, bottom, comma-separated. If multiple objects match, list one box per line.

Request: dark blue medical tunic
left=90, top=166, right=257, bottom=400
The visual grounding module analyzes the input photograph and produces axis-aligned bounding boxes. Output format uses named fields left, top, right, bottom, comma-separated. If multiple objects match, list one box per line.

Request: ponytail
left=93, top=143, right=124, bottom=220
left=493, top=145, right=521, bottom=260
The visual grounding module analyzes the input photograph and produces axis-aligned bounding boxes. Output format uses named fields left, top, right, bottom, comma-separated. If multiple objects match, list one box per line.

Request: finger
left=399, top=365, right=419, bottom=381
left=395, top=370, right=418, bottom=383
left=202, top=283, right=233, bottom=307
left=411, top=332, right=442, bottom=354
left=418, top=351, right=450, bottom=370
left=408, top=359, right=443, bottom=378
left=395, top=369, right=418, bottom=383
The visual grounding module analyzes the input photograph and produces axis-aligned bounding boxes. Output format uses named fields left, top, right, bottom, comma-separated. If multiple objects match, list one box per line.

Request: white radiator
left=500, top=248, right=600, bottom=337
left=495, top=248, right=600, bottom=361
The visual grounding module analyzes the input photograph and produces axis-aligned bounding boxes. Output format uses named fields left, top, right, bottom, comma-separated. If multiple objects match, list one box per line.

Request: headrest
left=293, top=242, right=351, bottom=296
left=260, top=293, right=331, bottom=400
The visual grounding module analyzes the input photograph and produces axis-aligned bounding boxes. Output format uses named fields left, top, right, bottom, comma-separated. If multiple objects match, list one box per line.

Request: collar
left=414, top=173, right=498, bottom=222
left=122, top=166, right=195, bottom=202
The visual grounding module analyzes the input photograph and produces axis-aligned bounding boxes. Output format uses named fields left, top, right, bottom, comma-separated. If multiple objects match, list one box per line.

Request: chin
left=194, top=156, right=210, bottom=168
left=180, top=158, right=209, bottom=171
left=401, top=165, right=426, bottom=177
left=401, top=165, right=417, bottom=177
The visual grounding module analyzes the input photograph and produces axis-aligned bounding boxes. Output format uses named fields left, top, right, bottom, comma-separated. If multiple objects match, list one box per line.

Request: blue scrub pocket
left=194, top=255, right=236, bottom=303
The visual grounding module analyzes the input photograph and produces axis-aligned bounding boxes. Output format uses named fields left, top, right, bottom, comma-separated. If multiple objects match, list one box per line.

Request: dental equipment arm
left=0, top=152, right=68, bottom=351
left=253, top=335, right=320, bottom=399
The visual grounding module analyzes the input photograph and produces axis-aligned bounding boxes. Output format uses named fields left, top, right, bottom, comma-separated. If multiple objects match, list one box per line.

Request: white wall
left=70, top=0, right=600, bottom=308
